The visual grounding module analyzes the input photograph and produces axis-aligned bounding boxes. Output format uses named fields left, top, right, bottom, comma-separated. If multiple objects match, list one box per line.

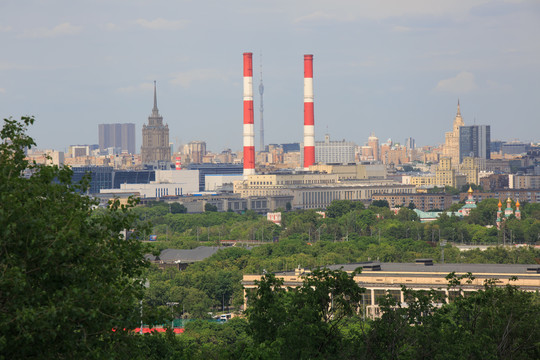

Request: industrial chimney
left=303, top=54, right=315, bottom=170
left=243, top=52, right=255, bottom=177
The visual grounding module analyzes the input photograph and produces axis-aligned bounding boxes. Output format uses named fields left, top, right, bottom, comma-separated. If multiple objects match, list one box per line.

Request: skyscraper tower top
left=453, top=99, right=464, bottom=132
left=148, top=81, right=164, bottom=127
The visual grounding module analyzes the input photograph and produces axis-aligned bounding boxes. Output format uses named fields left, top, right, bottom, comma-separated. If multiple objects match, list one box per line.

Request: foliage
left=246, top=268, right=365, bottom=359
left=170, top=202, right=187, bottom=214
left=466, top=198, right=500, bottom=226
left=371, top=199, right=389, bottom=208
left=243, top=269, right=540, bottom=360
left=461, top=183, right=483, bottom=192
left=0, top=117, right=150, bottom=359
left=326, top=199, right=365, bottom=218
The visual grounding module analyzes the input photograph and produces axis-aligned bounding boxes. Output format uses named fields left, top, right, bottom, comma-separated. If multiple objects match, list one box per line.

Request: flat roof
left=271, top=262, right=540, bottom=279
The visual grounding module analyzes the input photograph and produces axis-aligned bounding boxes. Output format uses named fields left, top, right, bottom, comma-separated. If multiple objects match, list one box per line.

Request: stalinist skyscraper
left=141, top=81, right=170, bottom=164
left=442, top=100, right=464, bottom=166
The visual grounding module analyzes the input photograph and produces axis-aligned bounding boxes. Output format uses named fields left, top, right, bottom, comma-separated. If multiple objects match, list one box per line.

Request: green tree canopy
left=246, top=268, right=365, bottom=359
left=0, top=117, right=149, bottom=359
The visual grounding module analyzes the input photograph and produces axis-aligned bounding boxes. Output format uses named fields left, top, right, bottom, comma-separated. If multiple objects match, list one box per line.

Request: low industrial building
left=100, top=170, right=199, bottom=198
left=146, top=246, right=222, bottom=270
left=372, top=192, right=452, bottom=211
left=242, top=261, right=540, bottom=317
left=234, top=172, right=415, bottom=210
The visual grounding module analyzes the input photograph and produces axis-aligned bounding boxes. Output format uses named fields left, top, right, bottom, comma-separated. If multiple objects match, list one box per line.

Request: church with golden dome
left=496, top=197, right=522, bottom=229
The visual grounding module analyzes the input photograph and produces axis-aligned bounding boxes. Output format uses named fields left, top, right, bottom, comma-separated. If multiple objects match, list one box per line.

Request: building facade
left=367, top=133, right=379, bottom=162
left=459, top=125, right=490, bottom=162
left=243, top=262, right=540, bottom=317
left=100, top=170, right=199, bottom=198
left=98, top=123, right=136, bottom=154
left=141, top=82, right=170, bottom=164
left=185, top=141, right=207, bottom=164
left=509, top=174, right=540, bottom=189
left=372, top=192, right=453, bottom=211
left=442, top=101, right=464, bottom=165
left=233, top=173, right=415, bottom=210
left=315, top=134, right=356, bottom=164
left=459, top=189, right=540, bottom=203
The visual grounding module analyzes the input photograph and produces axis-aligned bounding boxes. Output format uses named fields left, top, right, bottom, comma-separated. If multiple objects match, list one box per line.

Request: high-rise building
left=405, top=137, right=415, bottom=150
left=459, top=125, right=491, bottom=162
left=187, top=141, right=207, bottom=164
left=443, top=101, right=464, bottom=165
left=98, top=123, right=135, bottom=154
left=141, top=81, right=170, bottom=164
left=315, top=134, right=355, bottom=164
left=368, top=133, right=379, bottom=162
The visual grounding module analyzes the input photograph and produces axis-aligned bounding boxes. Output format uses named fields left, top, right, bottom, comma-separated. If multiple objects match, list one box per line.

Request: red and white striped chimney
left=303, top=54, right=315, bottom=170
left=243, top=52, right=255, bottom=177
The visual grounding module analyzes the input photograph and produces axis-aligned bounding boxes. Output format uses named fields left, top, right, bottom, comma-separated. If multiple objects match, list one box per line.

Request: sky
left=1, top=0, right=539, bottom=153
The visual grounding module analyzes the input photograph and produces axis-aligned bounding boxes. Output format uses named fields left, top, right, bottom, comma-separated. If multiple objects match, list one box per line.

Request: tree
left=246, top=268, right=365, bottom=359
left=0, top=117, right=150, bottom=359
left=170, top=202, right=187, bottom=214
left=326, top=200, right=365, bottom=218
left=205, top=202, right=218, bottom=212
left=371, top=199, right=389, bottom=208
left=363, top=273, right=540, bottom=360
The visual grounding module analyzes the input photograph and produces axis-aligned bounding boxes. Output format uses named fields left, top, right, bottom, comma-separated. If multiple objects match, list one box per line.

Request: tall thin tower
left=243, top=52, right=255, bottom=177
left=303, top=54, right=315, bottom=170
left=259, top=54, right=265, bottom=152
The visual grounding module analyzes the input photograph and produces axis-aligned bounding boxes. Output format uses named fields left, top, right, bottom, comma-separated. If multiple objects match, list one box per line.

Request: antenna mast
left=259, top=53, right=265, bottom=152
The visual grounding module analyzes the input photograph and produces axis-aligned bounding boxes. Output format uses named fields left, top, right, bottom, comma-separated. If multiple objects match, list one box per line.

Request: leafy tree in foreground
left=363, top=273, right=540, bottom=360
left=0, top=117, right=149, bottom=359
left=246, top=268, right=365, bottom=359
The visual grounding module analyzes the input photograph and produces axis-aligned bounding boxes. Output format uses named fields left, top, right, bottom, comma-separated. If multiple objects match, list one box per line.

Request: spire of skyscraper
left=152, top=80, right=159, bottom=117
left=457, top=99, right=461, bottom=117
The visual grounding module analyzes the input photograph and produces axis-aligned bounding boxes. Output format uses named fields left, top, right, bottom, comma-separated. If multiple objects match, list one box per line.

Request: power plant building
left=233, top=173, right=415, bottom=210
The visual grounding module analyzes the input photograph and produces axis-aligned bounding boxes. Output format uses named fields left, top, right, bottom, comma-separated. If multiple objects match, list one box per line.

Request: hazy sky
left=1, top=0, right=539, bottom=153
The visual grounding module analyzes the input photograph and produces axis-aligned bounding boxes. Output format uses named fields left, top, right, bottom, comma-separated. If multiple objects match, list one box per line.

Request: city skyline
left=1, top=1, right=539, bottom=152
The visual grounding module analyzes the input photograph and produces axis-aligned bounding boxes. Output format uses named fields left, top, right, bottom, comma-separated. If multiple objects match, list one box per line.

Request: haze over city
left=1, top=0, right=539, bottom=152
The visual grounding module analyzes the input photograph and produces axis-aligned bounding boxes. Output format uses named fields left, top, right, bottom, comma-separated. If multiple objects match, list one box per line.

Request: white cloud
left=19, top=22, right=82, bottom=39
left=169, top=69, right=229, bottom=88
left=435, top=72, right=477, bottom=93
left=0, top=88, right=6, bottom=94
left=135, top=18, right=188, bottom=30
left=287, top=0, right=484, bottom=22
left=0, top=25, right=12, bottom=32
left=116, top=82, right=154, bottom=94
